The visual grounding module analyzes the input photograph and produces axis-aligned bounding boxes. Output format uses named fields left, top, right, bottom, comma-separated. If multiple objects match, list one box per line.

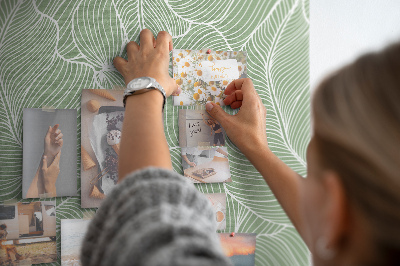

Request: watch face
left=131, top=77, right=151, bottom=90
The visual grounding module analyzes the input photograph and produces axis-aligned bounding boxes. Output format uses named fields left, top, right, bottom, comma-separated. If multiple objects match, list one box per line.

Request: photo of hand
left=26, top=124, right=63, bottom=198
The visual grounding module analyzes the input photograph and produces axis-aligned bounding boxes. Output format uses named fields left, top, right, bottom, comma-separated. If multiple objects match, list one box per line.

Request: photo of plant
left=219, top=233, right=257, bottom=266
left=181, top=147, right=231, bottom=183
left=173, top=49, right=247, bottom=106
left=0, top=202, right=57, bottom=265
left=61, top=219, right=92, bottom=265
left=81, top=89, right=125, bottom=208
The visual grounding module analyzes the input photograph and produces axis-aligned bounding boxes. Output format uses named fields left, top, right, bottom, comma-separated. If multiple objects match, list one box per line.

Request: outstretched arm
left=114, top=30, right=180, bottom=181
left=205, top=79, right=308, bottom=246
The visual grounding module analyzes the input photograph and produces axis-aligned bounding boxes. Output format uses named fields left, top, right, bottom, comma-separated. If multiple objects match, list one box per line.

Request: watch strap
left=123, top=77, right=166, bottom=110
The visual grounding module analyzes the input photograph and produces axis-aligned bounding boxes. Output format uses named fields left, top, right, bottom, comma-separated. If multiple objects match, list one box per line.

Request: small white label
left=198, top=59, right=239, bottom=82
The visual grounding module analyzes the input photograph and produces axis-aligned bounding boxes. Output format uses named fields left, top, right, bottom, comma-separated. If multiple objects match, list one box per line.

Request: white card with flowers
left=173, top=49, right=247, bottom=106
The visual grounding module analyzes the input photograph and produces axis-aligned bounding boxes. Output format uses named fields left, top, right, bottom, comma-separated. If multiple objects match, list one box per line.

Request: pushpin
left=206, top=49, right=212, bottom=54
left=230, top=232, right=235, bottom=237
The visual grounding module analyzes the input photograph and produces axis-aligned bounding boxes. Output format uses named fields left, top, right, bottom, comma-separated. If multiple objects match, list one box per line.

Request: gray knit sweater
left=81, top=167, right=232, bottom=266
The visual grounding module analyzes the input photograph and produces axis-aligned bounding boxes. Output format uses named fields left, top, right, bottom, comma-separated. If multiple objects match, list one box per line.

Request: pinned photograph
left=61, top=219, right=92, bottom=265
left=22, top=108, right=77, bottom=198
left=172, top=49, right=247, bottom=106
left=205, top=193, right=227, bottom=231
left=0, top=201, right=57, bottom=265
left=179, top=109, right=226, bottom=148
left=181, top=147, right=231, bottom=183
left=81, top=89, right=124, bottom=208
left=219, top=233, right=257, bottom=266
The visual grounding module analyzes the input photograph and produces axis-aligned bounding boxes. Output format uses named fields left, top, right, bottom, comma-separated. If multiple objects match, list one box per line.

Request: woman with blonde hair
left=81, top=29, right=400, bottom=266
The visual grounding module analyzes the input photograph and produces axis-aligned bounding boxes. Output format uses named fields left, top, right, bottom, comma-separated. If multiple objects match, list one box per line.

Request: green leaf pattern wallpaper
left=0, top=0, right=310, bottom=265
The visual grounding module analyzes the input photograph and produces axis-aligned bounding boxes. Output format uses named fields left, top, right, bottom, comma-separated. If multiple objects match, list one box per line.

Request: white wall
left=310, top=0, right=400, bottom=91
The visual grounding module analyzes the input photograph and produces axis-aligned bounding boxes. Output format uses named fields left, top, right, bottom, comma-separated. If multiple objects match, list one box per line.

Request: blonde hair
left=312, top=42, right=400, bottom=263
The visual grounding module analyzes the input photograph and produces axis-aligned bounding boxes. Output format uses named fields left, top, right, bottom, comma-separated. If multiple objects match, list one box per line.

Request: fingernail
left=206, top=102, right=214, bottom=111
left=177, top=86, right=182, bottom=94
left=43, top=156, right=47, bottom=159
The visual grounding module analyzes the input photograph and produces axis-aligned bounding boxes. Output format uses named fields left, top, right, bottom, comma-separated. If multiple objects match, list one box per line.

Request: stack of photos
left=179, top=109, right=231, bottom=183
left=0, top=202, right=57, bottom=265
left=61, top=219, right=92, bottom=265
left=172, top=49, right=247, bottom=106
left=22, top=108, right=78, bottom=198
left=219, top=233, right=257, bottom=266
left=81, top=89, right=124, bottom=208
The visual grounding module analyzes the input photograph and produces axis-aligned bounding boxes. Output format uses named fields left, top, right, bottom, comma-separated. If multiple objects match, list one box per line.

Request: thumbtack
left=206, top=49, right=212, bottom=54
left=230, top=232, right=235, bottom=237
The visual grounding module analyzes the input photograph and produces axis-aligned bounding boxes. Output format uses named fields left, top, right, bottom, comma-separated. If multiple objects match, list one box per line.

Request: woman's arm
left=205, top=79, right=307, bottom=241
left=182, top=154, right=196, bottom=167
left=114, top=29, right=179, bottom=181
left=26, top=160, right=45, bottom=198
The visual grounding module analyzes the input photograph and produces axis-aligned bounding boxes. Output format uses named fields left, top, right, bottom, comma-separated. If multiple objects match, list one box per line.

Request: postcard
left=182, top=146, right=231, bottom=183
left=81, top=89, right=124, bottom=208
left=205, top=193, right=227, bottom=230
left=219, top=233, right=257, bottom=266
left=0, top=201, right=57, bottom=264
left=172, top=49, right=247, bottom=106
left=61, top=219, right=92, bottom=266
left=179, top=109, right=226, bottom=148
left=22, top=108, right=77, bottom=198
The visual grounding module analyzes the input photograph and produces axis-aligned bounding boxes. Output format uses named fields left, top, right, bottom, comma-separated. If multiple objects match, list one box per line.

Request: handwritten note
left=198, top=59, right=239, bottom=82
left=187, top=121, right=202, bottom=138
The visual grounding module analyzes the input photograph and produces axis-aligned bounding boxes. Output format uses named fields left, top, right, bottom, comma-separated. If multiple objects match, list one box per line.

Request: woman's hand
left=44, top=124, right=63, bottom=165
left=41, top=152, right=61, bottom=197
left=205, top=78, right=269, bottom=156
left=113, top=29, right=180, bottom=97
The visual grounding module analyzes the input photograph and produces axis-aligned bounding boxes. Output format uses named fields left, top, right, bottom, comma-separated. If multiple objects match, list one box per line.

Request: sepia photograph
left=22, top=108, right=77, bottom=198
left=0, top=202, right=57, bottom=265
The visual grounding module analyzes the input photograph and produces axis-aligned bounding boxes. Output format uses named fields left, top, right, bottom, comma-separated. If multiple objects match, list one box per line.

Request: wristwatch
left=123, top=77, right=166, bottom=110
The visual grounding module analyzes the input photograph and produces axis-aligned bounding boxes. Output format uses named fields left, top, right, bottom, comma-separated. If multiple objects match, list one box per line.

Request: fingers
left=51, top=124, right=59, bottom=133
left=225, top=78, right=257, bottom=98
left=155, top=31, right=173, bottom=53
left=42, top=156, right=48, bottom=171
left=205, top=102, right=231, bottom=127
left=55, top=133, right=63, bottom=141
left=57, top=139, right=63, bottom=147
left=113, top=56, right=128, bottom=75
left=139, top=29, right=155, bottom=52
left=126, top=41, right=139, bottom=57
left=223, top=90, right=243, bottom=108
left=171, top=85, right=182, bottom=96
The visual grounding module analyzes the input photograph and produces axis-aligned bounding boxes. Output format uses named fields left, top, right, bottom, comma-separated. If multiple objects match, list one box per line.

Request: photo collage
left=173, top=49, right=255, bottom=265
left=0, top=49, right=255, bottom=265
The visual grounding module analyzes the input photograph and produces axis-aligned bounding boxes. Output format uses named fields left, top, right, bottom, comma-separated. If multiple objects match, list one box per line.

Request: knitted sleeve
left=81, top=167, right=232, bottom=266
